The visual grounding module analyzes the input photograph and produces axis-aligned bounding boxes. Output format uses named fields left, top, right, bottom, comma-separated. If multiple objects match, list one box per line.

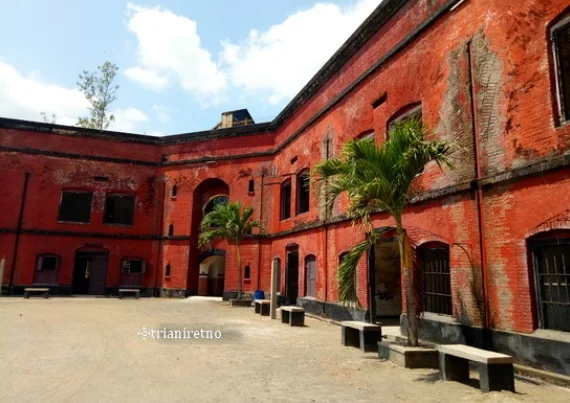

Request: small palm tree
left=198, top=201, right=262, bottom=300
left=313, top=118, right=453, bottom=346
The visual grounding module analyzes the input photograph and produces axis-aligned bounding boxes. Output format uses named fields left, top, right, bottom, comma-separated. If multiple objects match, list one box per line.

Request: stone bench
left=254, top=299, right=270, bottom=316
left=340, top=321, right=382, bottom=352
left=24, top=288, right=49, bottom=299
left=118, top=289, right=140, bottom=299
left=438, top=344, right=514, bottom=393
left=280, top=306, right=305, bottom=326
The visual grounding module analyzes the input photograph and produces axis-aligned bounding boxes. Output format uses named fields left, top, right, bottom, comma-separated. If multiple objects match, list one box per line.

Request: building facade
left=1, top=0, right=570, bottom=375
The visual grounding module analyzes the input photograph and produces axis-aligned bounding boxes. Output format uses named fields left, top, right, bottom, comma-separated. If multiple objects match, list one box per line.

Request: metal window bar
left=534, top=243, right=570, bottom=332
left=422, top=247, right=452, bottom=315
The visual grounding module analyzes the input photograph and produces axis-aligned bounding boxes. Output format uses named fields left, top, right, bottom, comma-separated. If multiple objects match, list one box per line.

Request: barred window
left=420, top=244, right=452, bottom=315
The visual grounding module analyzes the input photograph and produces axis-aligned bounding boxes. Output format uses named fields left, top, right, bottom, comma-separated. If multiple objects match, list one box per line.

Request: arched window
left=165, top=263, right=172, bottom=279
left=418, top=242, right=451, bottom=315
left=204, top=195, right=229, bottom=214
left=34, top=254, right=60, bottom=285
left=339, top=251, right=349, bottom=265
left=171, top=184, right=178, bottom=198
left=296, top=170, right=310, bottom=215
left=248, top=179, right=255, bottom=194
left=387, top=103, right=422, bottom=134
left=280, top=179, right=291, bottom=221
left=530, top=233, right=570, bottom=332
left=244, top=265, right=251, bottom=280
left=168, top=223, right=174, bottom=236
left=305, top=254, right=317, bottom=298
left=356, top=130, right=375, bottom=141
left=552, top=13, right=570, bottom=124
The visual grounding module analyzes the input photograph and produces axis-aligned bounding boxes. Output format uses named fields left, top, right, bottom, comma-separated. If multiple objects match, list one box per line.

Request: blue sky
left=0, top=0, right=379, bottom=135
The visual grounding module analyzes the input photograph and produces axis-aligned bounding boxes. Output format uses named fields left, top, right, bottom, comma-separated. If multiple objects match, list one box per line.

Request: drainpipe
left=9, top=172, right=30, bottom=295
left=467, top=41, right=491, bottom=343
left=256, top=172, right=265, bottom=291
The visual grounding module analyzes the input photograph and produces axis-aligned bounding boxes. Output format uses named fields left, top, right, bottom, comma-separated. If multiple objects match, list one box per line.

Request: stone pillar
left=270, top=259, right=279, bottom=319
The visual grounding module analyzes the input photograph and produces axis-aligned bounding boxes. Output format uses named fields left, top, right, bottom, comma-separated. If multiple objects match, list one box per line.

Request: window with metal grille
left=58, top=191, right=93, bottom=223
left=532, top=239, right=570, bottom=332
left=104, top=194, right=135, bottom=225
left=420, top=244, right=452, bottom=315
left=296, top=170, right=310, bottom=215
left=552, top=15, right=570, bottom=124
left=280, top=179, right=291, bottom=220
left=34, top=254, right=60, bottom=285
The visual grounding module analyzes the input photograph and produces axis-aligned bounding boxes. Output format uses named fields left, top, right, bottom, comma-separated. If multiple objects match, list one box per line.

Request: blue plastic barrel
left=253, top=290, right=265, bottom=300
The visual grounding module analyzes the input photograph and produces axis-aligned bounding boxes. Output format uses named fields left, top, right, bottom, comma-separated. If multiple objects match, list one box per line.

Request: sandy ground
left=0, top=297, right=569, bottom=403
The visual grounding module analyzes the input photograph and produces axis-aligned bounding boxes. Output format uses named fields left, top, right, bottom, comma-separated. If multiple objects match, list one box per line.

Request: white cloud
left=220, top=0, right=381, bottom=105
left=0, top=60, right=149, bottom=133
left=125, top=3, right=227, bottom=104
left=152, top=104, right=173, bottom=123
left=110, top=107, right=149, bottom=132
left=0, top=60, right=88, bottom=125
left=124, top=66, right=168, bottom=91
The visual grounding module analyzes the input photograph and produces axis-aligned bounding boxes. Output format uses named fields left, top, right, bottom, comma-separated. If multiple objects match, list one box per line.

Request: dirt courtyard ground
left=1, top=297, right=569, bottom=403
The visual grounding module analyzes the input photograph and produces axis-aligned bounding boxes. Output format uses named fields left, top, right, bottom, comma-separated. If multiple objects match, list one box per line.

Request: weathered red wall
left=2, top=0, right=570, bottom=340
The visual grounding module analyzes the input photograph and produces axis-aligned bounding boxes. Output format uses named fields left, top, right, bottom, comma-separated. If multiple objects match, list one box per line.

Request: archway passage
left=198, top=253, right=225, bottom=297
left=72, top=250, right=109, bottom=295
left=189, top=178, right=230, bottom=294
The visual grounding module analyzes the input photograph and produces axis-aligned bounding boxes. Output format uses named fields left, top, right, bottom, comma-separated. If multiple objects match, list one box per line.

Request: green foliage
left=312, top=118, right=453, bottom=313
left=198, top=201, right=262, bottom=248
left=76, top=61, right=119, bottom=130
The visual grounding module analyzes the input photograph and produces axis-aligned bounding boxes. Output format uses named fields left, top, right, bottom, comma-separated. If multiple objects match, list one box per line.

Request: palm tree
left=198, top=201, right=262, bottom=300
left=312, top=118, right=453, bottom=346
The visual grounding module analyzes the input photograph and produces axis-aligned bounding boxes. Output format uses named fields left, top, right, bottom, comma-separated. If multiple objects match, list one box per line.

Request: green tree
left=198, top=201, right=262, bottom=300
left=76, top=61, right=119, bottom=130
left=312, top=118, right=453, bottom=346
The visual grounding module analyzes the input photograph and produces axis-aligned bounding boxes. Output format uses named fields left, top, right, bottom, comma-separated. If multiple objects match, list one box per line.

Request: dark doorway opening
left=285, top=248, right=299, bottom=305
left=370, top=232, right=402, bottom=321
left=72, top=251, right=109, bottom=295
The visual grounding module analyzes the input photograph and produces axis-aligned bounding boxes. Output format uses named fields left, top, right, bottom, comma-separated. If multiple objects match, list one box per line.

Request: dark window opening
left=388, top=104, right=422, bottom=134
left=532, top=237, right=570, bottom=332
left=93, top=176, right=109, bottom=182
left=168, top=223, right=174, bottom=236
left=165, top=263, right=171, bottom=278
left=553, top=18, right=570, bottom=123
left=204, top=195, right=229, bottom=215
left=296, top=170, right=310, bottom=215
left=339, top=252, right=349, bottom=265
left=248, top=179, right=254, bottom=194
left=420, top=244, right=452, bottom=315
left=290, top=156, right=298, bottom=164
left=121, top=259, right=145, bottom=274
left=104, top=194, right=135, bottom=225
left=244, top=265, right=251, bottom=279
left=58, top=191, right=93, bottom=223
left=280, top=180, right=291, bottom=221
left=172, top=185, right=178, bottom=198
left=37, top=255, right=58, bottom=271
left=372, top=92, right=387, bottom=109
left=356, top=130, right=375, bottom=141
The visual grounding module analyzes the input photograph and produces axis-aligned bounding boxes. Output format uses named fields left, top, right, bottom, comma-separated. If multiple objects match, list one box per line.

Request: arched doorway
left=369, top=229, right=402, bottom=319
left=305, top=255, right=317, bottom=298
left=197, top=250, right=226, bottom=297
left=189, top=178, right=230, bottom=294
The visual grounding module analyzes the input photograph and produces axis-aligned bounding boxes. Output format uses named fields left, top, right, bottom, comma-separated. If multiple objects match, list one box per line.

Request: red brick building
left=2, top=0, right=570, bottom=375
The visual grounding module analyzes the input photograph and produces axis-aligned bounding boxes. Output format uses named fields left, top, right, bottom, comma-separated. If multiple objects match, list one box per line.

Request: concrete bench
left=24, top=288, right=49, bottom=299
left=118, top=289, right=140, bottom=299
left=438, top=344, right=514, bottom=393
left=340, top=321, right=382, bottom=352
left=280, top=306, right=305, bottom=326
left=254, top=299, right=270, bottom=316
